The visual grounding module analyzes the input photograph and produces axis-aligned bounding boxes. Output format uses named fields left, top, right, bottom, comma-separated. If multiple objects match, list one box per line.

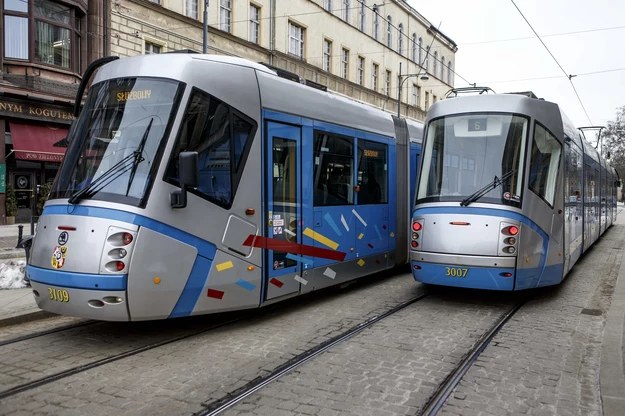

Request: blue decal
left=286, top=253, right=314, bottom=266
left=169, top=255, right=212, bottom=318
left=236, top=279, right=256, bottom=292
left=324, top=212, right=342, bottom=237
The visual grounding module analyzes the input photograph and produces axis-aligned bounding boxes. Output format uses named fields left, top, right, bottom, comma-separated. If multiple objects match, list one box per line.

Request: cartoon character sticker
left=51, top=245, right=68, bottom=269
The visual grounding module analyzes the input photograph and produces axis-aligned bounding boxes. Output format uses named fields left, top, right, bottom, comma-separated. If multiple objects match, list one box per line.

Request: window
left=145, top=41, right=161, bottom=54
left=398, top=23, right=403, bottom=54
left=358, top=0, right=366, bottom=31
left=425, top=91, right=429, bottom=109
left=324, top=0, right=332, bottom=11
left=323, top=39, right=332, bottom=72
left=385, top=69, right=391, bottom=96
left=386, top=16, right=392, bottom=48
left=425, top=46, right=430, bottom=71
left=342, top=0, right=350, bottom=22
left=220, top=0, right=231, bottom=32
left=358, top=140, right=387, bottom=204
left=529, top=123, right=561, bottom=206
left=166, top=88, right=257, bottom=209
left=372, top=63, right=379, bottom=91
left=314, top=132, right=354, bottom=206
left=441, top=56, right=445, bottom=81
left=412, top=83, right=419, bottom=106
left=418, top=37, right=423, bottom=65
left=4, top=15, right=28, bottom=59
left=249, top=4, right=260, bottom=44
left=433, top=51, right=438, bottom=76
left=288, top=21, right=304, bottom=58
left=357, top=56, right=365, bottom=85
left=341, top=47, right=349, bottom=79
left=185, top=0, right=198, bottom=19
left=412, top=33, right=417, bottom=61
left=372, top=6, right=379, bottom=40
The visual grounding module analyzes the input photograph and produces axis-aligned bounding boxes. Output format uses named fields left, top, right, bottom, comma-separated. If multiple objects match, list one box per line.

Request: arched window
left=412, top=33, right=417, bottom=61
left=398, top=23, right=404, bottom=54
left=387, top=16, right=392, bottom=48
left=425, top=46, right=430, bottom=71
left=433, top=51, right=438, bottom=76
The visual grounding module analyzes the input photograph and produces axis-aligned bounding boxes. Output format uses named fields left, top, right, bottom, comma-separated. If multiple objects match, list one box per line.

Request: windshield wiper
left=460, top=169, right=516, bottom=207
left=125, top=118, right=152, bottom=196
left=68, top=153, right=137, bottom=204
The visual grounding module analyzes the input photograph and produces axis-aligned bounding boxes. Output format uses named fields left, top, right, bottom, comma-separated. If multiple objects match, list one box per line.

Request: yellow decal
left=357, top=233, right=364, bottom=240
left=216, top=261, right=234, bottom=272
left=51, top=246, right=67, bottom=269
left=303, top=228, right=339, bottom=250
left=357, top=259, right=366, bottom=267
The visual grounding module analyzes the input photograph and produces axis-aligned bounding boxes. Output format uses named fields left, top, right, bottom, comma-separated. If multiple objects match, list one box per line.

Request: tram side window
left=313, top=132, right=354, bottom=206
left=357, top=140, right=387, bottom=204
left=529, top=123, right=561, bottom=206
left=165, top=88, right=256, bottom=208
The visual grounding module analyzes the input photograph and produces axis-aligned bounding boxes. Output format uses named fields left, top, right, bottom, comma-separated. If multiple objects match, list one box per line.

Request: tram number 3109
left=445, top=266, right=468, bottom=278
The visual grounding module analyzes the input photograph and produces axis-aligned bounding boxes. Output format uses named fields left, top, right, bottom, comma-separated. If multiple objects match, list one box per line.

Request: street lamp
left=397, top=61, right=429, bottom=117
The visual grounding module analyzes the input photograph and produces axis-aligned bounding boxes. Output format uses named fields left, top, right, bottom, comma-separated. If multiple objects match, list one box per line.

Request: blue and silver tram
left=27, top=53, right=422, bottom=321
left=410, top=92, right=618, bottom=290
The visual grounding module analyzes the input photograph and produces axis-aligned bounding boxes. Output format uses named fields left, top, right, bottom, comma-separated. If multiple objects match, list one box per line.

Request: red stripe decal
left=270, top=278, right=284, bottom=288
left=243, top=235, right=346, bottom=261
left=206, top=289, right=224, bottom=299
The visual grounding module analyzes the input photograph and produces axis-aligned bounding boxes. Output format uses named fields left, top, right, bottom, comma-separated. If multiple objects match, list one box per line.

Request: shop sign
left=0, top=98, right=75, bottom=123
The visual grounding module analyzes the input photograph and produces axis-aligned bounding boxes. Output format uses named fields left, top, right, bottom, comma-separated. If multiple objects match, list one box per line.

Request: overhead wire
left=510, top=0, right=593, bottom=124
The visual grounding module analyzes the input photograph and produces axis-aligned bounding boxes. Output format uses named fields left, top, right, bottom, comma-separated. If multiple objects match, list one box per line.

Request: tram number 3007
left=48, top=287, right=70, bottom=303
left=445, top=267, right=468, bottom=278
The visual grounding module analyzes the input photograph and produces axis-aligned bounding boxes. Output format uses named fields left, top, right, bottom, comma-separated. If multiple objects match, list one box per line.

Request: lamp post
left=397, top=61, right=429, bottom=118
left=203, top=0, right=209, bottom=53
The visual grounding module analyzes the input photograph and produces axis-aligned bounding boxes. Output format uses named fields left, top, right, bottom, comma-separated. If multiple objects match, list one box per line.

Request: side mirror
left=170, top=151, right=199, bottom=209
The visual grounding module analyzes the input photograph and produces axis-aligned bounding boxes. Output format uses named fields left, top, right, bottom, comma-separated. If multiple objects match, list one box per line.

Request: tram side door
left=265, top=122, right=302, bottom=300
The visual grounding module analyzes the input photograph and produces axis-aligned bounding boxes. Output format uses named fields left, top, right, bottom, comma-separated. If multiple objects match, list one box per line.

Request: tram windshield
left=417, top=113, right=528, bottom=207
left=50, top=77, right=183, bottom=206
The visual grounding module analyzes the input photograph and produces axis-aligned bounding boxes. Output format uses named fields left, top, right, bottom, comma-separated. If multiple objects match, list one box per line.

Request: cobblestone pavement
left=0, top=271, right=425, bottom=415
left=218, top=221, right=624, bottom=416
left=1, top=220, right=623, bottom=415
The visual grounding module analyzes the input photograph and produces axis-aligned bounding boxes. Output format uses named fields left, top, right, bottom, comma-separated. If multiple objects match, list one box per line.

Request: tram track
left=0, top=320, right=97, bottom=347
left=418, top=297, right=529, bottom=415
left=0, top=315, right=247, bottom=401
left=195, top=292, right=430, bottom=416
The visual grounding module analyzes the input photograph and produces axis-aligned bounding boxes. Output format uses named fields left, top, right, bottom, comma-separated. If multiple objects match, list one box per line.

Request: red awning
left=10, top=122, right=68, bottom=163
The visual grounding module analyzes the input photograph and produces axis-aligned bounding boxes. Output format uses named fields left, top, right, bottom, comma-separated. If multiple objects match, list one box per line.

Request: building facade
left=0, top=0, right=109, bottom=223
left=111, top=0, right=456, bottom=118
left=0, top=0, right=456, bottom=224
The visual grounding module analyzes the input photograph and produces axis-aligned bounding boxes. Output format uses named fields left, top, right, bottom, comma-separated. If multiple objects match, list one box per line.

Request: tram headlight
left=504, top=237, right=516, bottom=245
left=503, top=246, right=516, bottom=254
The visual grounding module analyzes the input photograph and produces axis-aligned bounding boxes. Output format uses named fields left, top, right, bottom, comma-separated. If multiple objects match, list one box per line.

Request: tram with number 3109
left=26, top=53, right=423, bottom=321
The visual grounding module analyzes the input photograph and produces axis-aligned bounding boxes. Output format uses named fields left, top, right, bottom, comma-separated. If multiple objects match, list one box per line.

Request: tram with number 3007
left=26, top=53, right=423, bottom=321
left=410, top=91, right=618, bottom=290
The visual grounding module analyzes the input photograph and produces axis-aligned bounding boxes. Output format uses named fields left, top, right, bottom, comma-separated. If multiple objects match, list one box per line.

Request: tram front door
left=264, top=122, right=302, bottom=301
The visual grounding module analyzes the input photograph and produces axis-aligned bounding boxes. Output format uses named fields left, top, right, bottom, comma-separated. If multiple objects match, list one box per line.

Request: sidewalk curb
left=0, top=310, right=56, bottom=328
left=600, top=228, right=625, bottom=416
